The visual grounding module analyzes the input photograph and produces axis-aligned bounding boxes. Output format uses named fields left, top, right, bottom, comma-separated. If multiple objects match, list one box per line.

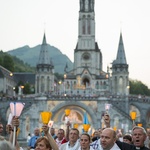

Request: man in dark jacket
left=102, top=113, right=150, bottom=150
left=117, top=126, right=150, bottom=150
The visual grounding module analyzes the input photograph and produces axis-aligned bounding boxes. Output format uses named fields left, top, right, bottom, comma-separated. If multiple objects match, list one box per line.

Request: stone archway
left=145, top=109, right=150, bottom=128
left=83, top=78, right=90, bottom=87
left=51, top=107, right=84, bottom=133
left=50, top=101, right=98, bottom=132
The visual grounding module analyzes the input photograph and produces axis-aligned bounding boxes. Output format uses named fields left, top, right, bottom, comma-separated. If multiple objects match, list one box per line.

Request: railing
left=1, top=94, right=150, bottom=102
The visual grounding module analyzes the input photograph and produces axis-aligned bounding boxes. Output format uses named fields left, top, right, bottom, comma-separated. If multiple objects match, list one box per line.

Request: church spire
left=42, top=32, right=47, bottom=45
left=37, top=33, right=51, bottom=65
left=77, top=0, right=96, bottom=50
left=80, top=0, right=94, bottom=12
left=114, top=32, right=127, bottom=64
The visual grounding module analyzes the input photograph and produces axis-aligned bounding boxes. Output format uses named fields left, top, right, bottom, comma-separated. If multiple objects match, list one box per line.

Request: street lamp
left=58, top=80, right=62, bottom=95
left=13, top=87, right=16, bottom=98
left=130, top=111, right=136, bottom=126
left=64, top=74, right=67, bottom=96
left=10, top=72, right=13, bottom=77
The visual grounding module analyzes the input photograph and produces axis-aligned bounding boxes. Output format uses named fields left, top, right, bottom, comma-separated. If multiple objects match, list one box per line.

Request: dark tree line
left=129, top=80, right=150, bottom=96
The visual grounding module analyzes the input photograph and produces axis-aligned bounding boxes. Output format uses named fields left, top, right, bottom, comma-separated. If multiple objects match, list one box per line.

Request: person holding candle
left=59, top=128, right=80, bottom=150
left=34, top=124, right=59, bottom=150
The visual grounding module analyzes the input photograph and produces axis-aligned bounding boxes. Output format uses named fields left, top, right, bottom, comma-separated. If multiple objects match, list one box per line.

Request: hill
left=7, top=44, right=73, bottom=74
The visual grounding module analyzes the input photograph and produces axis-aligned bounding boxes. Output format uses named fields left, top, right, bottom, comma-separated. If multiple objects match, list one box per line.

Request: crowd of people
left=0, top=113, right=150, bottom=150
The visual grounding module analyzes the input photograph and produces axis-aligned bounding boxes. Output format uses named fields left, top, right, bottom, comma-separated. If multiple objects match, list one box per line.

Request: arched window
left=87, top=16, right=91, bottom=34
left=96, top=81, right=99, bottom=89
left=82, top=16, right=86, bottom=34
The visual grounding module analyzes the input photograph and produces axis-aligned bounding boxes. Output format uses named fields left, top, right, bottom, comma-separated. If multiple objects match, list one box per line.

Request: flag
left=83, top=112, right=89, bottom=124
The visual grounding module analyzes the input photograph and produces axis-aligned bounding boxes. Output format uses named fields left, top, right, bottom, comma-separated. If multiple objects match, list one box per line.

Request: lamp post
left=58, top=80, right=62, bottom=95
left=64, top=74, right=67, bottom=96
left=13, top=87, right=16, bottom=98
left=10, top=102, right=25, bottom=146
left=130, top=111, right=136, bottom=126
left=20, top=86, right=24, bottom=95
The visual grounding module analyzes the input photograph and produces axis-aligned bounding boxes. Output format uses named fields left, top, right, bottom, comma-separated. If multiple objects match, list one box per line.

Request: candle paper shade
left=83, top=124, right=90, bottom=132
left=130, top=111, right=136, bottom=120
left=137, top=123, right=142, bottom=127
left=74, top=123, right=78, bottom=129
left=41, top=112, right=52, bottom=124
left=7, top=113, right=13, bottom=125
left=65, top=109, right=71, bottom=116
left=10, top=102, right=25, bottom=117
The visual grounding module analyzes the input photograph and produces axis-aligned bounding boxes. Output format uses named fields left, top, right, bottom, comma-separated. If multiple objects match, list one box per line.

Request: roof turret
left=114, top=32, right=127, bottom=65
left=37, top=33, right=52, bottom=65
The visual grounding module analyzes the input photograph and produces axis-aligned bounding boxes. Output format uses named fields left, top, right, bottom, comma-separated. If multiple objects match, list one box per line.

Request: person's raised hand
left=11, top=116, right=19, bottom=128
left=42, top=124, right=49, bottom=135
left=103, top=113, right=110, bottom=127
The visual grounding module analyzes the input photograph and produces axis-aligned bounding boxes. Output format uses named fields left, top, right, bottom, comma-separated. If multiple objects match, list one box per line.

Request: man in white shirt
left=59, top=128, right=80, bottom=150
left=55, top=129, right=68, bottom=148
left=91, top=128, right=120, bottom=150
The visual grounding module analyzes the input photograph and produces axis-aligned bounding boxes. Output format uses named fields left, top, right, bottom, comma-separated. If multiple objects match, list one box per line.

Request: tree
left=0, top=57, right=3, bottom=66
left=3, top=55, right=14, bottom=72
left=24, top=83, right=31, bottom=94
left=129, top=80, right=150, bottom=96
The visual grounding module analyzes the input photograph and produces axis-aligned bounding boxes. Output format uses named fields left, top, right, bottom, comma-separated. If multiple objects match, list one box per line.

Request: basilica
left=35, top=0, right=129, bottom=97
left=24, top=0, right=131, bottom=137
left=1, top=0, right=136, bottom=139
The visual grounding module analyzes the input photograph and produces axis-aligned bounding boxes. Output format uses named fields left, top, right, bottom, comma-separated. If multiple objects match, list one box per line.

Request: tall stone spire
left=38, top=33, right=51, bottom=65
left=80, top=0, right=94, bottom=12
left=114, top=32, right=127, bottom=64
left=77, top=0, right=96, bottom=50
left=111, top=32, right=129, bottom=95
left=35, top=33, right=54, bottom=94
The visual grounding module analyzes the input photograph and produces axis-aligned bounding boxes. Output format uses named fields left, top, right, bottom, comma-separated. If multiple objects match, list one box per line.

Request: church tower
left=111, top=32, right=129, bottom=95
left=35, top=33, right=54, bottom=94
left=63, top=0, right=109, bottom=96
left=74, top=0, right=102, bottom=75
